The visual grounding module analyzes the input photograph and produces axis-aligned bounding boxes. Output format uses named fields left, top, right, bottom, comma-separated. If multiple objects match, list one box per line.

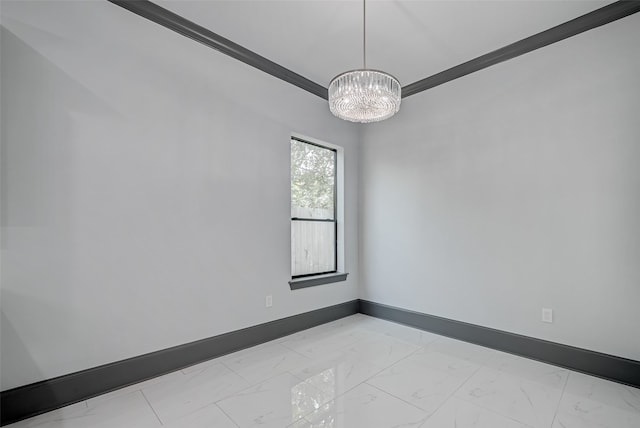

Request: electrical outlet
left=265, top=295, right=273, bottom=308
left=542, top=308, right=553, bottom=323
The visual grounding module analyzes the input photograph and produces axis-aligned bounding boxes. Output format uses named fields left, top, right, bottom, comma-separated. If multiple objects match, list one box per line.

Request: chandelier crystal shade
left=328, top=70, right=401, bottom=123
left=328, top=0, right=401, bottom=123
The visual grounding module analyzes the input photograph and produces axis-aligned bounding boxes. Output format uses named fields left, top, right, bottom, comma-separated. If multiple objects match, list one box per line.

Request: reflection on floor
left=8, top=314, right=640, bottom=427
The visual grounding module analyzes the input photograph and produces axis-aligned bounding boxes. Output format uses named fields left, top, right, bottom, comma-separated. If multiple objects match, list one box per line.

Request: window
left=290, top=137, right=337, bottom=278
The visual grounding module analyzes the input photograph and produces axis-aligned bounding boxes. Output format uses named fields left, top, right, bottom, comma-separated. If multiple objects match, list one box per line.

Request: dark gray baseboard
left=360, top=300, right=640, bottom=389
left=0, top=300, right=359, bottom=426
left=4, top=298, right=638, bottom=426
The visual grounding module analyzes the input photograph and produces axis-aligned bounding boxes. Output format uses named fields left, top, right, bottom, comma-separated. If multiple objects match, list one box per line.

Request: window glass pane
left=291, top=220, right=336, bottom=276
left=291, top=139, right=335, bottom=220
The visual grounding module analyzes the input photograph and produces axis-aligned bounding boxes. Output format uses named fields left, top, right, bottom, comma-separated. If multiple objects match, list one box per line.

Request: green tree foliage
left=291, top=140, right=335, bottom=211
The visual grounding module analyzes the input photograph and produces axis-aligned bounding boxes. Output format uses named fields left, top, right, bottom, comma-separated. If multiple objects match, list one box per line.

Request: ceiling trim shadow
left=402, top=1, right=640, bottom=98
left=107, top=0, right=329, bottom=100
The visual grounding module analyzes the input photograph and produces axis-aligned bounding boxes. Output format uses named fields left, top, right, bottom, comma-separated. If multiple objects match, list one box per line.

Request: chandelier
left=328, top=0, right=401, bottom=123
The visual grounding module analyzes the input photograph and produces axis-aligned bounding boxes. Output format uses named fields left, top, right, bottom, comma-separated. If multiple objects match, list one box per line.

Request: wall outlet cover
left=542, top=308, right=553, bottom=323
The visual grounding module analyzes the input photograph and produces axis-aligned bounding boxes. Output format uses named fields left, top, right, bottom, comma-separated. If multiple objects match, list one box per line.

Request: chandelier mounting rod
left=363, top=0, right=366, bottom=69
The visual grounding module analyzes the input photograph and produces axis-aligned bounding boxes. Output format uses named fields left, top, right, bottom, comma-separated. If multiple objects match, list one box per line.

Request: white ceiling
left=158, top=0, right=612, bottom=88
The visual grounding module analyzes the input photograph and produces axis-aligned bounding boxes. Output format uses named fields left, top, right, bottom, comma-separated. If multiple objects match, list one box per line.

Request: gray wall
left=3, top=0, right=639, bottom=394
left=0, top=1, right=359, bottom=390
left=360, top=14, right=640, bottom=361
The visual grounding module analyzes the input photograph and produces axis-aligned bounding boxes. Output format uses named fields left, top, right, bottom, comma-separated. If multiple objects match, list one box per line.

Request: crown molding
left=108, top=1, right=639, bottom=102
left=402, top=1, right=640, bottom=97
left=107, top=0, right=328, bottom=99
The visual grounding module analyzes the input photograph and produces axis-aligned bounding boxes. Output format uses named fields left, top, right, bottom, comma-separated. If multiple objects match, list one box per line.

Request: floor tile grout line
left=453, top=382, right=541, bottom=428
left=221, top=356, right=247, bottom=373
left=186, top=319, right=375, bottom=378
left=482, top=356, right=573, bottom=392
left=296, top=368, right=400, bottom=424
left=281, top=331, right=373, bottom=359
left=377, top=333, right=435, bottom=349
left=549, top=370, right=572, bottom=428
left=284, top=320, right=420, bottom=362
left=415, top=361, right=487, bottom=427
left=222, top=354, right=317, bottom=387
left=181, top=356, right=236, bottom=376
left=219, top=359, right=259, bottom=386
left=213, top=371, right=322, bottom=411
left=142, top=371, right=246, bottom=427
left=487, top=353, right=575, bottom=381
left=383, top=339, right=490, bottom=378
left=94, top=378, right=182, bottom=410
left=357, top=338, right=486, bottom=428
left=192, top=326, right=378, bottom=385
left=276, top=339, right=331, bottom=363
left=216, top=369, right=330, bottom=425
left=287, top=334, right=430, bottom=422
left=290, top=354, right=391, bottom=421
left=140, top=389, right=164, bottom=426
left=279, top=320, right=378, bottom=344
left=439, top=348, right=572, bottom=428
left=288, top=334, right=425, bottom=391
left=278, top=325, right=349, bottom=352
left=284, top=343, right=317, bottom=359
left=361, top=339, right=428, bottom=379
left=365, top=381, right=434, bottom=416
left=447, top=393, right=537, bottom=428
left=350, top=343, right=439, bottom=412
left=215, top=402, right=242, bottom=428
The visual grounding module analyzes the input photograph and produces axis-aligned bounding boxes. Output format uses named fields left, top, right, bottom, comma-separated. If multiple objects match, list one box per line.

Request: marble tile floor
left=8, top=314, right=640, bottom=428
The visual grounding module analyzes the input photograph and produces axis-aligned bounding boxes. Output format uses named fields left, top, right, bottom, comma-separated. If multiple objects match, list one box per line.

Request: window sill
left=289, top=273, right=349, bottom=290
